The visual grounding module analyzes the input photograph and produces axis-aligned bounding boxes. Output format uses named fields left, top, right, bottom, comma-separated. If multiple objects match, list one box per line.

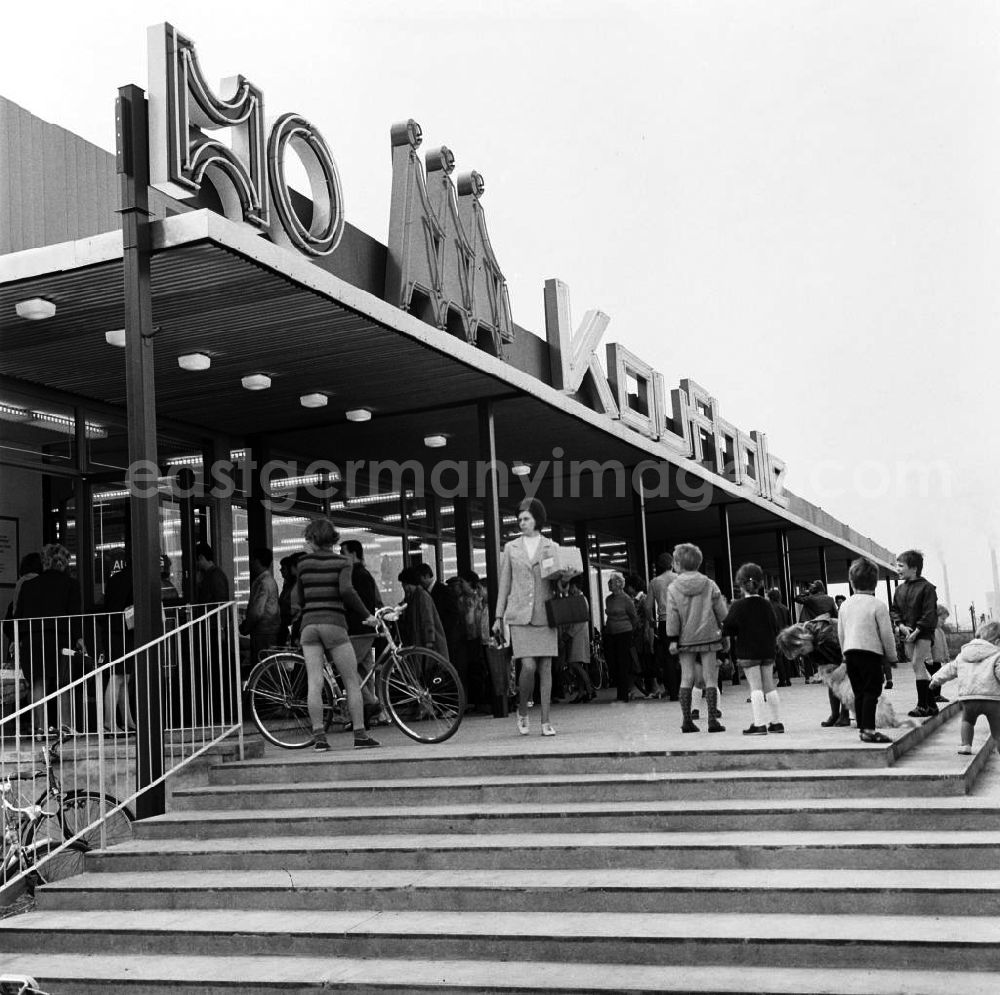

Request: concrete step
left=207, top=744, right=901, bottom=783
left=169, top=765, right=976, bottom=809
left=3, top=909, right=999, bottom=970
left=35, top=867, right=1000, bottom=917
left=84, top=830, right=1000, bottom=872
left=204, top=702, right=961, bottom=787
left=135, top=795, right=1000, bottom=838
left=3, top=954, right=999, bottom=995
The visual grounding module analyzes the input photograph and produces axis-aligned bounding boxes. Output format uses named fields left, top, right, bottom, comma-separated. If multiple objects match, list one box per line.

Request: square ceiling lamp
left=241, top=374, right=272, bottom=391
left=346, top=409, right=371, bottom=422
left=300, top=393, right=328, bottom=408
left=104, top=329, right=126, bottom=347
left=15, top=298, right=56, bottom=320
left=178, top=353, right=211, bottom=371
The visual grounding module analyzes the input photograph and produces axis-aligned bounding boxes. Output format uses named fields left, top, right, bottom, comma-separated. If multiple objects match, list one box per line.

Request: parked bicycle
left=244, top=605, right=466, bottom=748
left=1, top=729, right=133, bottom=890
left=0, top=976, right=50, bottom=995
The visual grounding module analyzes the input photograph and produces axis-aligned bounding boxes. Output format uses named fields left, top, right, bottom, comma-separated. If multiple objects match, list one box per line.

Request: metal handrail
left=1, top=602, right=243, bottom=899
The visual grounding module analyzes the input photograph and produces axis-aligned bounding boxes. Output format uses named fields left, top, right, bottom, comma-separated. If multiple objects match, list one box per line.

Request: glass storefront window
left=0, top=388, right=78, bottom=470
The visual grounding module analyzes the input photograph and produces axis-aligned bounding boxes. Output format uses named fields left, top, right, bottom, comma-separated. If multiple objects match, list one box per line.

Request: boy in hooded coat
left=665, top=543, right=729, bottom=733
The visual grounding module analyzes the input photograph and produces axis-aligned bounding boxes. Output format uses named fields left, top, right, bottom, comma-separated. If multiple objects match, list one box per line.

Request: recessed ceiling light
left=346, top=409, right=372, bottom=422
left=241, top=374, right=272, bottom=391
left=300, top=393, right=328, bottom=408
left=512, top=462, right=531, bottom=476
left=104, top=329, right=126, bottom=348
left=178, top=353, right=211, bottom=371
left=424, top=434, right=447, bottom=448
left=15, top=298, right=56, bottom=321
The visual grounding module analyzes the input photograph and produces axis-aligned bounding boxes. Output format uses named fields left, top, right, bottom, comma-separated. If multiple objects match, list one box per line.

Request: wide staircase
left=2, top=705, right=999, bottom=994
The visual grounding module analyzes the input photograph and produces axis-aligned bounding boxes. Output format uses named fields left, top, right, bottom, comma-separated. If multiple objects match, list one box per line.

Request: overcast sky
left=2, top=0, right=997, bottom=616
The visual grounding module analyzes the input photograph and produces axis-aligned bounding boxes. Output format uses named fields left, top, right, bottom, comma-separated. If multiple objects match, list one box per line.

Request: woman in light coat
left=493, top=498, right=559, bottom=736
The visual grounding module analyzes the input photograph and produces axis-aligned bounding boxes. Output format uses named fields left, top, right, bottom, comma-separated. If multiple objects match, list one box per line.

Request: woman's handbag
left=545, top=594, right=589, bottom=627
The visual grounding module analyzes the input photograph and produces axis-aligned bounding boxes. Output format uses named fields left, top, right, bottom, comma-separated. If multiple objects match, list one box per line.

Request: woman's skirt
left=510, top=623, right=558, bottom=660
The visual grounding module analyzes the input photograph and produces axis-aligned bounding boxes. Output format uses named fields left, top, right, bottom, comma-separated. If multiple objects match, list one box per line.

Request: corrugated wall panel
left=0, top=96, right=121, bottom=253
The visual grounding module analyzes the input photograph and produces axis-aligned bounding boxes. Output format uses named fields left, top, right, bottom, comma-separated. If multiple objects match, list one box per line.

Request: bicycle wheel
left=246, top=653, right=342, bottom=749
left=30, top=836, right=88, bottom=884
left=60, top=792, right=133, bottom=851
left=378, top=647, right=465, bottom=744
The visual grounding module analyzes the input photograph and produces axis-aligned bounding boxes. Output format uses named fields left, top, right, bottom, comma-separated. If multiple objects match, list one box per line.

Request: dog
left=817, top=663, right=917, bottom=729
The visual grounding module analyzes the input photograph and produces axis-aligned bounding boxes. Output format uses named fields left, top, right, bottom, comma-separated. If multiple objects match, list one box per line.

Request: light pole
left=970, top=603, right=977, bottom=633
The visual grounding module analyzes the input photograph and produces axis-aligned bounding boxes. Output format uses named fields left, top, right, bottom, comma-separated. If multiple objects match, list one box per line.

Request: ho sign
left=147, top=23, right=344, bottom=257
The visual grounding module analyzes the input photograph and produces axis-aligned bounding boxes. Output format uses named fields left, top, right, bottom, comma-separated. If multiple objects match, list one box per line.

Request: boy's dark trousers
left=655, top=622, right=680, bottom=700
left=844, top=649, right=884, bottom=730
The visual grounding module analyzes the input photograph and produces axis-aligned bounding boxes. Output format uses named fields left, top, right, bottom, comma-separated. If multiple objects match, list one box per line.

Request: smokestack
left=991, top=544, right=1000, bottom=618
left=939, top=556, right=953, bottom=611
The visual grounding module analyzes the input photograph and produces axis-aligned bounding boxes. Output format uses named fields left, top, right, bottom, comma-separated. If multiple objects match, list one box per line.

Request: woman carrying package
left=493, top=498, right=560, bottom=737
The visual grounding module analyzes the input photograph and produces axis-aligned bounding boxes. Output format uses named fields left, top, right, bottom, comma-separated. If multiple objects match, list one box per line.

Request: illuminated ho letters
left=147, top=23, right=345, bottom=257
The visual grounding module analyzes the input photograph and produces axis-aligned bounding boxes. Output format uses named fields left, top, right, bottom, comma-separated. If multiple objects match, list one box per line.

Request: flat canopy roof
left=0, top=210, right=896, bottom=580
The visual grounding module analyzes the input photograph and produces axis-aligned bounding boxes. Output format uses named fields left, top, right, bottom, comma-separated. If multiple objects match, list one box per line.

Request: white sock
left=765, top=690, right=781, bottom=724
left=750, top=690, right=766, bottom=726
left=692, top=687, right=704, bottom=712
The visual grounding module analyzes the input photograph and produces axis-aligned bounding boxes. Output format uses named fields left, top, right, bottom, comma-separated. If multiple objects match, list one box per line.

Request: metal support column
left=116, top=84, right=163, bottom=818
left=718, top=504, right=734, bottom=600
left=631, top=478, right=650, bottom=584
left=886, top=576, right=893, bottom=606
left=845, top=559, right=854, bottom=595
left=245, top=438, right=272, bottom=556
left=205, top=435, right=234, bottom=595
left=817, top=545, right=829, bottom=589
left=73, top=409, right=95, bottom=610
left=454, top=497, right=473, bottom=576
left=775, top=530, right=791, bottom=605
left=478, top=400, right=502, bottom=623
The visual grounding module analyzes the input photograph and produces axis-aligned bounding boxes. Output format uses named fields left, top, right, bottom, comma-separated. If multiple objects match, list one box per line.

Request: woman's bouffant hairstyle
left=607, top=571, right=625, bottom=590
left=41, top=544, right=70, bottom=572
left=734, top=562, right=764, bottom=595
left=776, top=622, right=811, bottom=658
left=672, top=543, right=703, bottom=572
left=848, top=557, right=879, bottom=592
left=977, top=620, right=1000, bottom=644
left=517, top=497, right=547, bottom=530
left=304, top=518, right=339, bottom=549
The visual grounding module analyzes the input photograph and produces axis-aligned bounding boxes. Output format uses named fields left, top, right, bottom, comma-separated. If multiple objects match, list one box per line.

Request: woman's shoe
left=835, top=713, right=851, bottom=727
left=516, top=713, right=530, bottom=736
left=820, top=715, right=839, bottom=727
left=708, top=720, right=726, bottom=733
left=353, top=734, right=380, bottom=749
left=541, top=723, right=556, bottom=737
left=767, top=722, right=785, bottom=733
left=957, top=744, right=973, bottom=755
left=743, top=724, right=768, bottom=736
left=859, top=731, right=892, bottom=744
left=681, top=721, right=699, bottom=733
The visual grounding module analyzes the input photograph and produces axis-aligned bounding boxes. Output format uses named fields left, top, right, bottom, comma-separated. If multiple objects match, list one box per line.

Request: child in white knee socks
left=722, top=563, right=783, bottom=735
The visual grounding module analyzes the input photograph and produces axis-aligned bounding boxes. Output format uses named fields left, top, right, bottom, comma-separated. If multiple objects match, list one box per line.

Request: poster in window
left=0, top=517, right=18, bottom=586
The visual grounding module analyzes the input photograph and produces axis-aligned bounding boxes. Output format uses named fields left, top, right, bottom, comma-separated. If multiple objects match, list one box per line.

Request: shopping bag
left=484, top=639, right=513, bottom=697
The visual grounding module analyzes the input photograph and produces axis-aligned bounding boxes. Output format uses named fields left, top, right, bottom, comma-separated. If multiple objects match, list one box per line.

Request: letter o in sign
left=267, top=113, right=345, bottom=256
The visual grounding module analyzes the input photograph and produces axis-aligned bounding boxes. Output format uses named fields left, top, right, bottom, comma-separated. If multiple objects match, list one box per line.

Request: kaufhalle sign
left=145, top=23, right=788, bottom=509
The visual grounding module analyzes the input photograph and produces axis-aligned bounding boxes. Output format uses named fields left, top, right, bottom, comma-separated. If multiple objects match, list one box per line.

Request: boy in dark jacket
left=891, top=549, right=939, bottom=718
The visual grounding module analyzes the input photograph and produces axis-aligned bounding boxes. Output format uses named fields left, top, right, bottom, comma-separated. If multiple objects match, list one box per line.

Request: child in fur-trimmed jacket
left=929, top=621, right=1000, bottom=755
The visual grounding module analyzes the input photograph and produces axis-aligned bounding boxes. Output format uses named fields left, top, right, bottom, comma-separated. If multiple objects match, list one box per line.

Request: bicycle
left=0, top=976, right=49, bottom=995
left=244, top=605, right=466, bottom=748
left=1, top=729, right=133, bottom=890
